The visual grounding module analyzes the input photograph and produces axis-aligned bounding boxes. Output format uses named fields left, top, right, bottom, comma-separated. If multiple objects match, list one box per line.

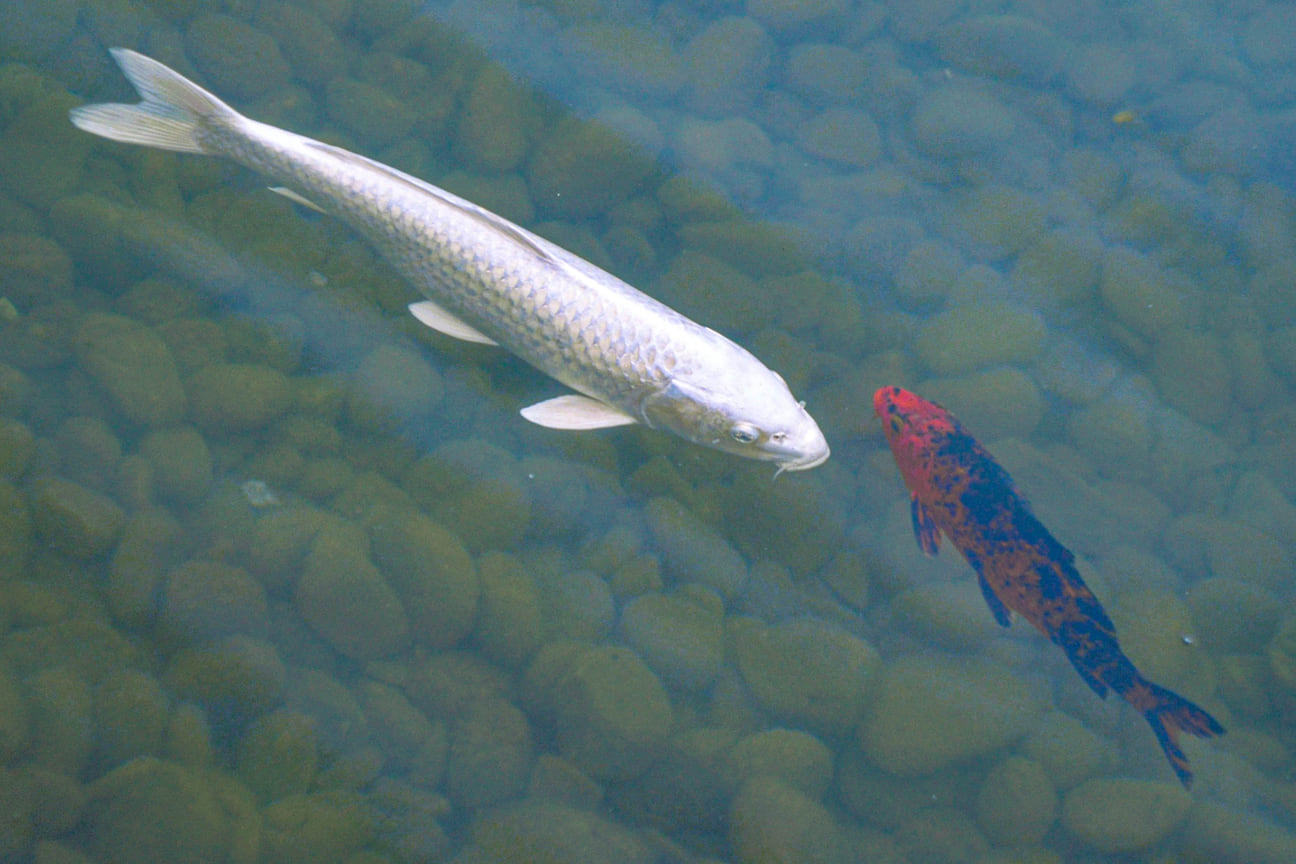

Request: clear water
left=0, top=0, right=1293, bottom=862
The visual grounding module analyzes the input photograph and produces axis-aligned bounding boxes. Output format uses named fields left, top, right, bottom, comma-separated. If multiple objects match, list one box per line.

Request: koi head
left=873, top=385, right=948, bottom=487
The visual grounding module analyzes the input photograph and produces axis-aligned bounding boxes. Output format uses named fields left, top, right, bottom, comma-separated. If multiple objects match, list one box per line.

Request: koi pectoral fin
left=910, top=496, right=941, bottom=556
left=975, top=572, right=1012, bottom=627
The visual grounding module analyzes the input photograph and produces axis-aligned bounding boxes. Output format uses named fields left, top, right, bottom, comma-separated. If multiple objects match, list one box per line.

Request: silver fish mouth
left=775, top=444, right=831, bottom=475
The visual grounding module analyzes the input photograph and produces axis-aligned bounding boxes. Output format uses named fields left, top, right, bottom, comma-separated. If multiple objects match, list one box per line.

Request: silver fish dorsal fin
left=408, top=300, right=498, bottom=345
left=269, top=185, right=327, bottom=213
left=520, top=394, right=639, bottom=430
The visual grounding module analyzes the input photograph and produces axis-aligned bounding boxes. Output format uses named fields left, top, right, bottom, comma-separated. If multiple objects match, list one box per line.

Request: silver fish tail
left=70, top=48, right=829, bottom=470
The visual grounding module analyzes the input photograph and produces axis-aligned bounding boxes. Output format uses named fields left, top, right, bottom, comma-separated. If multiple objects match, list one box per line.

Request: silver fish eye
left=730, top=424, right=760, bottom=444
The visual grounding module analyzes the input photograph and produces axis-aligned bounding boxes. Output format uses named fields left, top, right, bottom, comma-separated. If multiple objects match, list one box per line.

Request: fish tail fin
left=69, top=48, right=236, bottom=154
left=1131, top=677, right=1226, bottom=789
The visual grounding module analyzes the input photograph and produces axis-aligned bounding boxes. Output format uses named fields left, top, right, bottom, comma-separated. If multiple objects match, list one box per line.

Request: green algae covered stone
left=31, top=476, right=124, bottom=561
left=75, top=313, right=185, bottom=427
left=732, top=616, right=880, bottom=736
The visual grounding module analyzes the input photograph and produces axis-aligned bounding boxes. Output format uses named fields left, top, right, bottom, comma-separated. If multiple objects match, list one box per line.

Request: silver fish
left=70, top=49, right=830, bottom=471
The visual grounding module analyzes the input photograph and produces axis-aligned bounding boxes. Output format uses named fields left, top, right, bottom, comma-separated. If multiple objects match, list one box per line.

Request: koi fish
left=873, top=385, right=1224, bottom=788
left=69, top=49, right=829, bottom=471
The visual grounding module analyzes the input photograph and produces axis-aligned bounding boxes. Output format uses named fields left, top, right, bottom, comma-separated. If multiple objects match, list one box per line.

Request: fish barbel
left=70, top=49, right=829, bottom=471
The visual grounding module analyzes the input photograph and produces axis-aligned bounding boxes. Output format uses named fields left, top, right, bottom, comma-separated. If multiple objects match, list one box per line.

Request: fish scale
left=70, top=48, right=829, bottom=469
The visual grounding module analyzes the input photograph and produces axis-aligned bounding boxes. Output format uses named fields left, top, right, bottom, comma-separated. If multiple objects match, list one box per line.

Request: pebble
left=975, top=755, right=1057, bottom=846
left=84, top=758, right=245, bottom=864
left=31, top=476, right=124, bottom=561
left=466, top=801, right=654, bottom=864
left=645, top=496, right=748, bottom=600
left=138, top=426, right=213, bottom=506
left=724, top=728, right=834, bottom=799
left=75, top=314, right=186, bottom=428
left=369, top=511, right=478, bottom=650
left=1099, top=247, right=1193, bottom=340
left=618, top=589, right=724, bottom=691
left=683, top=16, right=772, bottom=117
left=731, top=616, right=881, bottom=736
left=860, top=653, right=1044, bottom=774
left=935, top=15, right=1064, bottom=84
left=795, top=108, right=882, bottom=167
left=296, top=525, right=409, bottom=661
left=730, top=776, right=850, bottom=864
left=914, top=301, right=1046, bottom=375
left=188, top=363, right=291, bottom=434
left=911, top=85, right=1017, bottom=159
left=185, top=14, right=291, bottom=101
left=1061, top=778, right=1191, bottom=853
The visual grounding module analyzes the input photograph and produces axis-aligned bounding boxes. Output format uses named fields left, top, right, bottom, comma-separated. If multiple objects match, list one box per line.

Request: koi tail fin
left=69, top=48, right=236, bottom=155
left=1135, top=678, right=1226, bottom=789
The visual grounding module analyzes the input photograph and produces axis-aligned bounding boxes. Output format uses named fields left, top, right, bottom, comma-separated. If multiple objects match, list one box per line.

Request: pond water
left=0, top=0, right=1293, bottom=862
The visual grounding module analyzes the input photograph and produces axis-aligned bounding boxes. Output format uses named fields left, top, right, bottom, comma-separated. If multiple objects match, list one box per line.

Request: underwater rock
left=0, top=479, right=32, bottom=577
left=731, top=617, right=880, bottom=736
left=297, top=525, right=409, bottom=661
left=918, top=367, right=1045, bottom=442
left=467, top=800, right=655, bottom=864
left=914, top=301, right=1046, bottom=375
left=138, top=425, right=213, bottom=506
left=1068, top=43, right=1137, bottom=103
left=472, top=551, right=543, bottom=669
left=187, top=363, right=291, bottom=434
left=254, top=2, right=345, bottom=86
left=935, top=15, right=1064, bottom=84
left=784, top=42, right=868, bottom=107
left=538, top=568, right=613, bottom=644
left=0, top=233, right=73, bottom=307
left=911, top=85, right=1017, bottom=159
left=976, top=755, right=1058, bottom=846
left=84, top=757, right=249, bottom=864
left=26, top=666, right=93, bottom=776
left=260, top=791, right=377, bottom=864
left=730, top=776, right=851, bottom=864
left=724, top=728, right=834, bottom=800
left=94, top=669, right=169, bottom=769
left=454, top=64, right=534, bottom=174
left=1020, top=710, right=1117, bottom=790
left=860, top=653, right=1043, bottom=775
left=158, top=560, right=270, bottom=649
left=166, top=635, right=287, bottom=720
left=75, top=314, right=185, bottom=428
left=404, top=439, right=532, bottom=553
left=445, top=696, right=533, bottom=810
left=891, top=580, right=1000, bottom=652
left=645, top=496, right=748, bottom=601
left=795, top=107, right=882, bottom=168
left=1181, top=800, right=1296, bottom=864
left=528, top=643, right=673, bottom=782
left=350, top=342, right=442, bottom=425
left=237, top=710, right=319, bottom=805
left=1061, top=778, right=1191, bottom=853
left=683, top=16, right=772, bottom=117
left=562, top=22, right=686, bottom=100
left=1099, top=247, right=1192, bottom=340
left=619, top=588, right=725, bottom=691
left=1152, top=330, right=1232, bottom=426
left=528, top=115, right=654, bottom=219
left=370, top=511, right=478, bottom=650
left=186, top=13, right=291, bottom=101
left=31, top=476, right=125, bottom=561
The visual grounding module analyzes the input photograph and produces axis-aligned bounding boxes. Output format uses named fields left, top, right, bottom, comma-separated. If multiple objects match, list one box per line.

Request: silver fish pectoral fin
left=520, top=394, right=639, bottom=430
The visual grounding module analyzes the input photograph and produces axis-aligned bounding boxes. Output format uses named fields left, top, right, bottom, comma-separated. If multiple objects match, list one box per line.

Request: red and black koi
left=873, top=385, right=1224, bottom=788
